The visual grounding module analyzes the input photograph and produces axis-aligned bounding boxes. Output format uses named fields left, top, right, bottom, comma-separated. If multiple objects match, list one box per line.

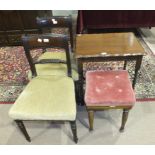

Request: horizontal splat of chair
left=9, top=34, right=78, bottom=143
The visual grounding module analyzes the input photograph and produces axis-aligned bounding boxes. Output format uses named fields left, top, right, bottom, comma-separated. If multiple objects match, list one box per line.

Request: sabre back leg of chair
left=15, top=120, right=31, bottom=142
left=70, top=121, right=78, bottom=143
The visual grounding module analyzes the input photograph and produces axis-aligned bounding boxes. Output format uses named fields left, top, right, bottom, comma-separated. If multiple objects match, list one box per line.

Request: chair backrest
left=22, top=33, right=72, bottom=78
left=36, top=16, right=73, bottom=51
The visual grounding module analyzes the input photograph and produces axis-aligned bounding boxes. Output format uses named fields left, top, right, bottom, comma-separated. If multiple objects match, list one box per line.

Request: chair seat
left=85, top=70, right=136, bottom=107
left=9, top=76, right=76, bottom=121
left=28, top=63, right=78, bottom=81
left=38, top=51, right=66, bottom=61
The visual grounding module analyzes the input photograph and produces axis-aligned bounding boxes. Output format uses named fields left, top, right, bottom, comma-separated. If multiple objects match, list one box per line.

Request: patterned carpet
left=0, top=35, right=155, bottom=103
left=136, top=36, right=155, bottom=99
left=0, top=46, right=42, bottom=102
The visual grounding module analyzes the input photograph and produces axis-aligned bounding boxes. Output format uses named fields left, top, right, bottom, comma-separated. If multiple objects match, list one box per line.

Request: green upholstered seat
left=9, top=76, right=76, bottom=121
left=28, top=63, right=79, bottom=81
left=39, top=51, right=66, bottom=61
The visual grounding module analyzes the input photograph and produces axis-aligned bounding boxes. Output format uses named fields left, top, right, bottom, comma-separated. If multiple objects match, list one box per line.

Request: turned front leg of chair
left=15, top=120, right=31, bottom=142
left=88, top=110, right=94, bottom=131
left=119, top=109, right=130, bottom=132
left=70, top=121, right=78, bottom=143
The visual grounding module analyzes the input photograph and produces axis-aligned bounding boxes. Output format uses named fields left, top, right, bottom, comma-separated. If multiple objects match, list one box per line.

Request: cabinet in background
left=0, top=10, right=52, bottom=46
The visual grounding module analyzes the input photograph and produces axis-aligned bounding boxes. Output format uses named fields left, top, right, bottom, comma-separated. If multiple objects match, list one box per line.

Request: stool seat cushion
left=9, top=76, right=76, bottom=121
left=85, top=70, right=136, bottom=107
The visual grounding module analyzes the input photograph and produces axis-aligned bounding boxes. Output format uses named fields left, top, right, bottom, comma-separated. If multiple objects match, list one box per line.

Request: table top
left=76, top=32, right=145, bottom=58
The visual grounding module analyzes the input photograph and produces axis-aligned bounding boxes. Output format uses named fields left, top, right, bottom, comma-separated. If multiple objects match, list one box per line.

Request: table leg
left=77, top=59, right=84, bottom=106
left=123, top=60, right=127, bottom=70
left=132, top=56, right=143, bottom=89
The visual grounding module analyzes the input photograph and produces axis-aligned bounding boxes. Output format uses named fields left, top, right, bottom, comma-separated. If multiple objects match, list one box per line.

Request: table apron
left=77, top=55, right=142, bottom=62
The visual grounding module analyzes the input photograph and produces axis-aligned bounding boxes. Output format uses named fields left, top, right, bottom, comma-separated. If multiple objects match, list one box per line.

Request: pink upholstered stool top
left=85, top=70, right=136, bottom=107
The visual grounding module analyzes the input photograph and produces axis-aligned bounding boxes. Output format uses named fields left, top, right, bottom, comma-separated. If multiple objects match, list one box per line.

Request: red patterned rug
left=0, top=46, right=42, bottom=103
left=0, top=36, right=155, bottom=103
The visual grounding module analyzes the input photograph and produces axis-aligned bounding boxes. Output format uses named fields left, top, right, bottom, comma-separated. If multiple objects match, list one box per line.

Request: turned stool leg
left=120, top=109, right=130, bottom=132
left=88, top=110, right=94, bottom=131
left=15, top=120, right=31, bottom=142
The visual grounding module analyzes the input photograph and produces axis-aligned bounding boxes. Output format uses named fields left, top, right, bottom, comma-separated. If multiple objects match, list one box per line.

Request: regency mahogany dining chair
left=34, top=16, right=79, bottom=103
left=8, top=34, right=78, bottom=143
left=84, top=70, right=136, bottom=132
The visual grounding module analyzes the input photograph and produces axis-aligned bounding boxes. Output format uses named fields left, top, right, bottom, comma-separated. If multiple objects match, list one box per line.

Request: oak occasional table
left=75, top=32, right=145, bottom=105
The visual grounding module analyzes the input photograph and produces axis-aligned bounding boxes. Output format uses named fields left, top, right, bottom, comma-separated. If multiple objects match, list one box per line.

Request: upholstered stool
left=85, top=70, right=136, bottom=132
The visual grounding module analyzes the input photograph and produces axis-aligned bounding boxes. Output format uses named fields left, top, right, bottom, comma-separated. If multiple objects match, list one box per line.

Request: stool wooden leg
left=120, top=109, right=129, bottom=132
left=70, top=121, right=78, bottom=143
left=15, top=120, right=31, bottom=142
left=88, top=110, right=94, bottom=131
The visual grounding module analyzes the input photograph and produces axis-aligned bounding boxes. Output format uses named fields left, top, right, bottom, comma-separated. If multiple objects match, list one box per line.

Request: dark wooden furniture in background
left=0, top=10, right=52, bottom=46
left=77, top=10, right=155, bottom=34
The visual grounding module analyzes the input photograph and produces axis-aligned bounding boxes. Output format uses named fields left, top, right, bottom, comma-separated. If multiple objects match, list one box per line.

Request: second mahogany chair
left=34, top=16, right=79, bottom=103
left=8, top=34, right=78, bottom=143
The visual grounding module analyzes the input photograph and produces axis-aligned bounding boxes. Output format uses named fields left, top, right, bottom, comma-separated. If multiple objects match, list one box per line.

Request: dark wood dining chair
left=8, top=34, right=78, bottom=143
